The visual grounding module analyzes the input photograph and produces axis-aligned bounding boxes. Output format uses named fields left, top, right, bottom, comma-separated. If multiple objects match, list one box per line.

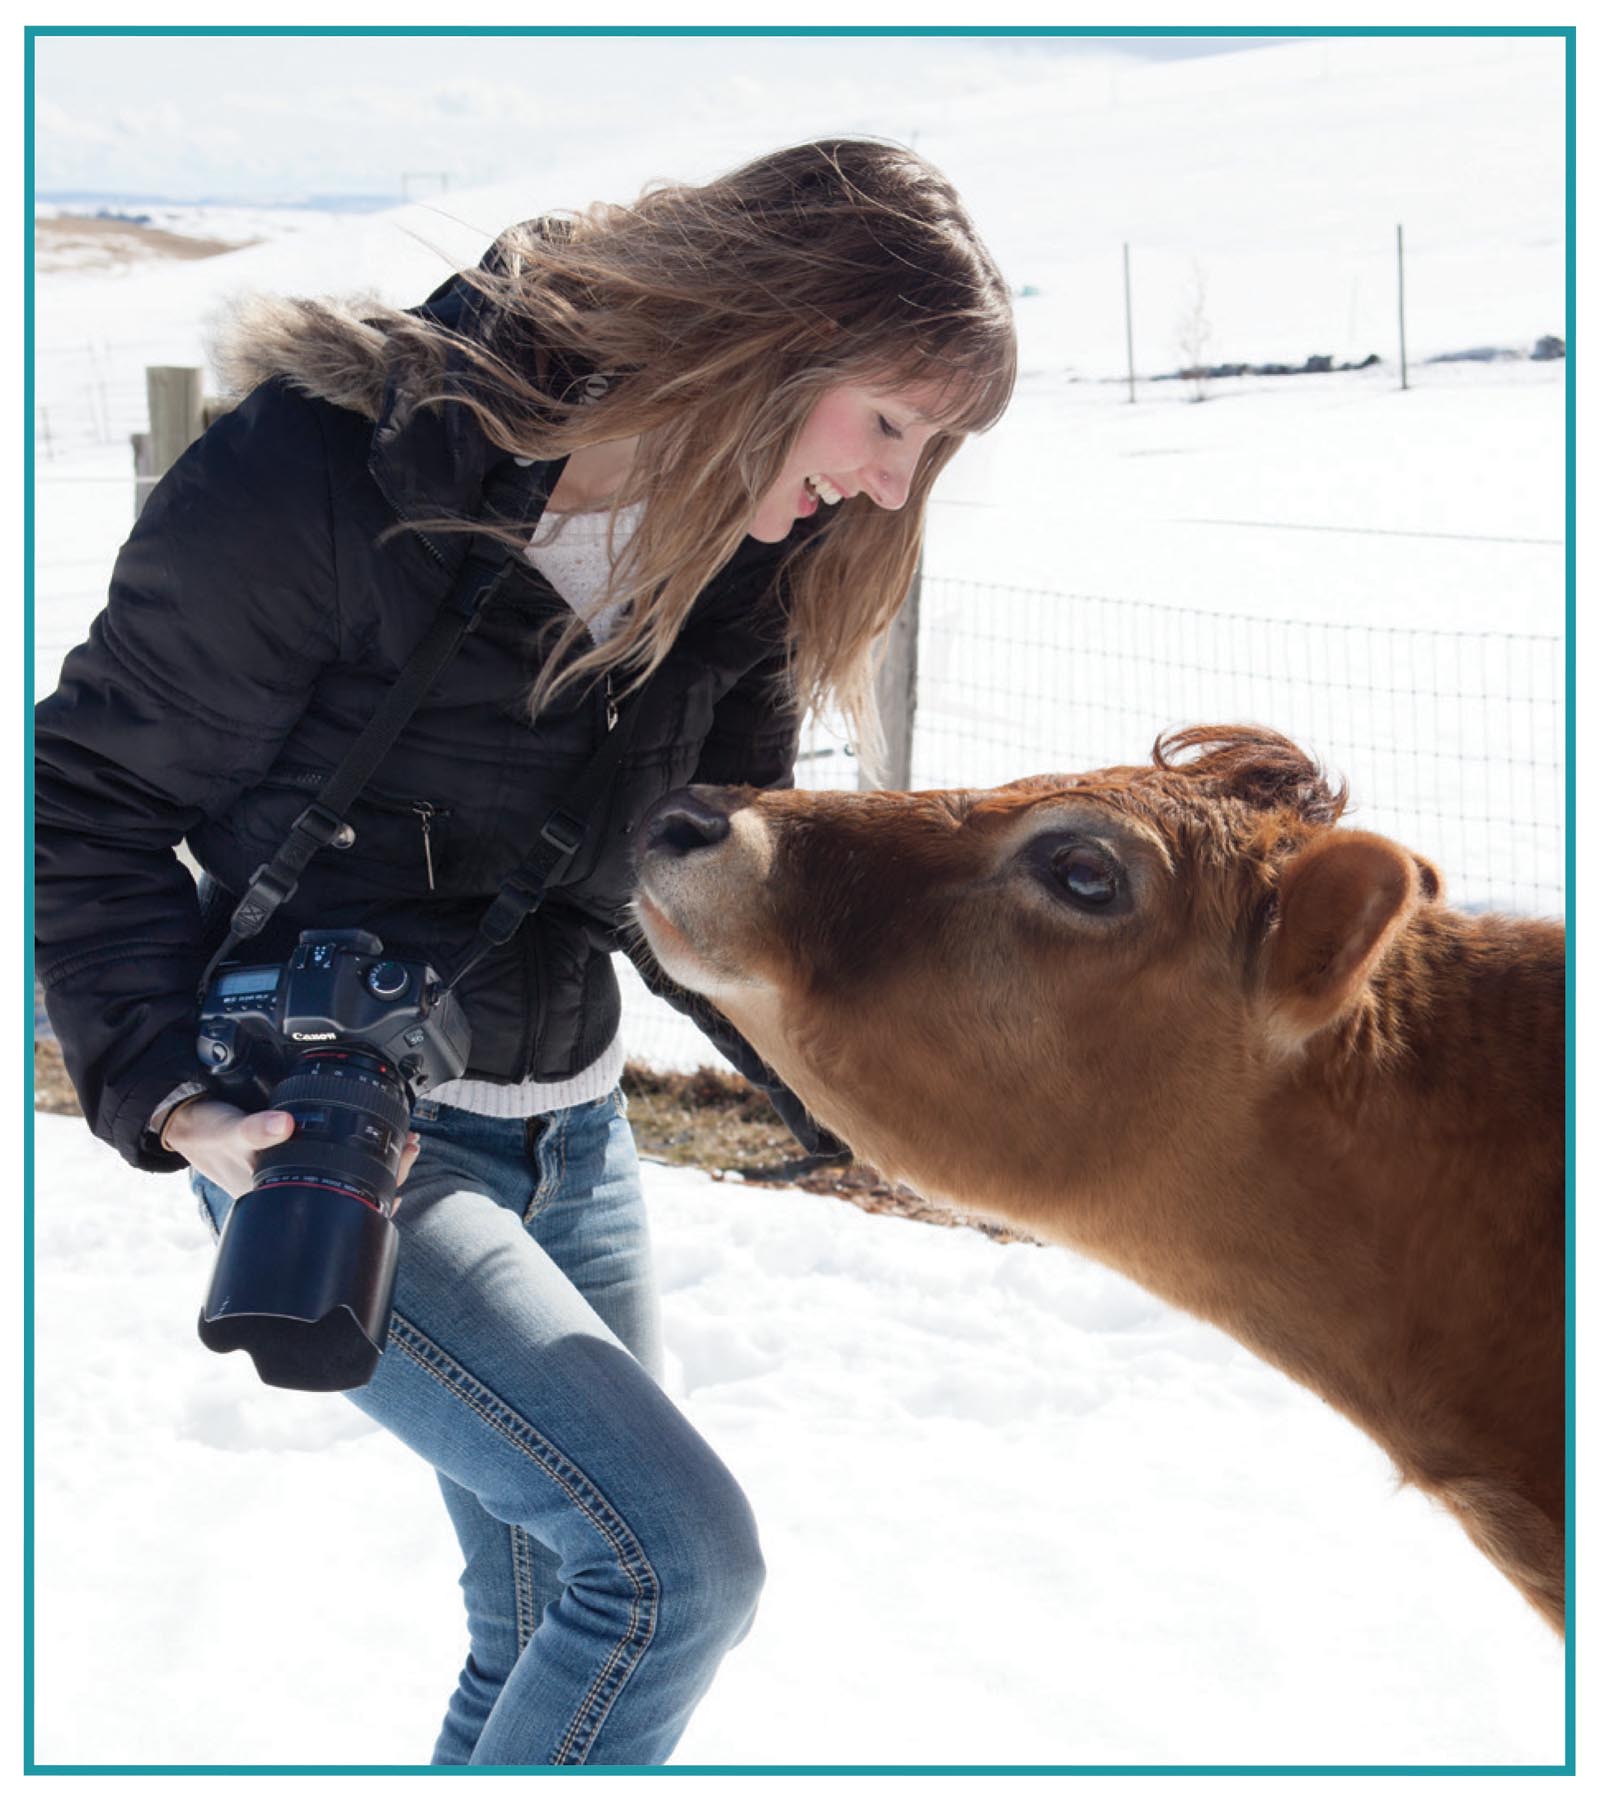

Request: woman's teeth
left=804, top=474, right=843, bottom=505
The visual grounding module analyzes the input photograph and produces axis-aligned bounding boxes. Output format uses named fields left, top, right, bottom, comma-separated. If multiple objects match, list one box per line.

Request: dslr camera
left=195, top=927, right=469, bottom=1392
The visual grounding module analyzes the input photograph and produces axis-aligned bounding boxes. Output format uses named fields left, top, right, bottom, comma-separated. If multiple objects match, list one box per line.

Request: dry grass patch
left=31, top=1038, right=1027, bottom=1242
left=622, top=1061, right=1033, bottom=1243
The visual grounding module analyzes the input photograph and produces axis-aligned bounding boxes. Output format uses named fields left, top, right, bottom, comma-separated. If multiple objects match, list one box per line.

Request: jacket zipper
left=271, top=767, right=449, bottom=815
left=413, top=802, right=438, bottom=890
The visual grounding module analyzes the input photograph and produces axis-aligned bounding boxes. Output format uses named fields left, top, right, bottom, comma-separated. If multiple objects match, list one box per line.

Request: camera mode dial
left=365, top=960, right=410, bottom=1001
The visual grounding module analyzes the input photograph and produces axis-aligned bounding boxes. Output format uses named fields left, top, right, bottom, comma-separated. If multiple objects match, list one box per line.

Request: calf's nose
left=642, top=788, right=733, bottom=858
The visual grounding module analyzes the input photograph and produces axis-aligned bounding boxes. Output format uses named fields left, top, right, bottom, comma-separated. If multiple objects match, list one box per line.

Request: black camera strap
left=439, top=680, right=655, bottom=996
left=196, top=457, right=560, bottom=1003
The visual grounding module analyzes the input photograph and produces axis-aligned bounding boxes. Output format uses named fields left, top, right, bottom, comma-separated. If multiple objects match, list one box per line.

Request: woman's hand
left=162, top=1096, right=421, bottom=1200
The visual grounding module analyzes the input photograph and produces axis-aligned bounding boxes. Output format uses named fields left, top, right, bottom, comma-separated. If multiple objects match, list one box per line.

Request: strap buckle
left=289, top=801, right=353, bottom=848
left=538, top=811, right=585, bottom=859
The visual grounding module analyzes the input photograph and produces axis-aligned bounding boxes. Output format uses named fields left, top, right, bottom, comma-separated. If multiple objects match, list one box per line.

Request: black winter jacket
left=35, top=284, right=825, bottom=1173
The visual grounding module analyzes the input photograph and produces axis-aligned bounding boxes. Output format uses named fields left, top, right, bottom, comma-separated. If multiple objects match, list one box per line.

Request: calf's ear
left=1264, top=831, right=1420, bottom=1040
left=1412, top=852, right=1445, bottom=902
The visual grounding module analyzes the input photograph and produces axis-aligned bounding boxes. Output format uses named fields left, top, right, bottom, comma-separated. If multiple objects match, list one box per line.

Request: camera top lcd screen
left=215, top=966, right=279, bottom=998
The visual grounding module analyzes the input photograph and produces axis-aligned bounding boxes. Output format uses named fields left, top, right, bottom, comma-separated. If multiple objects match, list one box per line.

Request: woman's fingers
left=164, top=1099, right=296, bottom=1199
left=397, top=1131, right=422, bottom=1195
left=239, top=1109, right=296, bottom=1146
left=172, top=1101, right=421, bottom=1205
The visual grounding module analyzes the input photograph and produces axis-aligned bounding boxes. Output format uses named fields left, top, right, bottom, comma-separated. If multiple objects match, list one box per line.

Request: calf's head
left=633, top=728, right=1433, bottom=1236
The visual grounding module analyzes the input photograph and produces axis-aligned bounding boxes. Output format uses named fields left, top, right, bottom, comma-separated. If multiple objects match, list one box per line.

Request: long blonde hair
left=223, top=140, right=1016, bottom=758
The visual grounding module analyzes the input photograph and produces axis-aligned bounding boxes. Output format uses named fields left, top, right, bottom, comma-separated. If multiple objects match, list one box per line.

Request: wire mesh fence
left=619, top=576, right=1565, bottom=1071
left=34, top=340, right=168, bottom=460
left=915, top=579, right=1563, bottom=913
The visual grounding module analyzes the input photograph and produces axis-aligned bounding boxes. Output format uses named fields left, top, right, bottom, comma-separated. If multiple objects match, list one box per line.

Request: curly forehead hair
left=1054, top=728, right=1348, bottom=835
left=1152, top=726, right=1349, bottom=828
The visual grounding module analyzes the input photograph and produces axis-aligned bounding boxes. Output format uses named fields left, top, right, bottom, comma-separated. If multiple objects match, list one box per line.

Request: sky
left=33, top=31, right=1293, bottom=204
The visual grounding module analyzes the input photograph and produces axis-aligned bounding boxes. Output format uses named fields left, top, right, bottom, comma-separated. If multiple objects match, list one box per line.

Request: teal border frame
left=23, top=21, right=1576, bottom=1779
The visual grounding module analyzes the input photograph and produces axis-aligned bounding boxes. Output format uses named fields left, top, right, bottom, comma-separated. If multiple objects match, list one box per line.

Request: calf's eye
left=1049, top=842, right=1121, bottom=909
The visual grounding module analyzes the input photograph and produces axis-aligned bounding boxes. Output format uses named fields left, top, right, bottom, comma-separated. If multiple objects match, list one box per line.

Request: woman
left=35, top=139, right=1015, bottom=1765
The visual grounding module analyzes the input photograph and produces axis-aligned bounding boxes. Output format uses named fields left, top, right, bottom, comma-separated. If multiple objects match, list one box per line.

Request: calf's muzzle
left=641, top=787, right=734, bottom=858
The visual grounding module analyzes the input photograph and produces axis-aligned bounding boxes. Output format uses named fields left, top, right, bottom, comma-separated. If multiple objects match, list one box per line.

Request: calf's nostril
left=643, top=791, right=732, bottom=858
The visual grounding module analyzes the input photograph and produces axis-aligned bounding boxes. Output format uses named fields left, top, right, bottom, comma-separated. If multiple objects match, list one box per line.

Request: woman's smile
left=746, top=380, right=949, bottom=542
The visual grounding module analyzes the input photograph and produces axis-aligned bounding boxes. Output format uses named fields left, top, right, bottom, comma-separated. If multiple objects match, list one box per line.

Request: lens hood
left=198, top=1183, right=400, bottom=1391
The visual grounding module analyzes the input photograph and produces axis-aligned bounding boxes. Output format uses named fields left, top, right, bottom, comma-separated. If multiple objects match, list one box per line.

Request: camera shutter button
left=365, top=961, right=410, bottom=1000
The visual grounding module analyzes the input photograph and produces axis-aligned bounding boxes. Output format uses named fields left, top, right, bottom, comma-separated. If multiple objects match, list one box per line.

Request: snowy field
left=30, top=1113, right=1564, bottom=1768
left=29, top=31, right=1569, bottom=1772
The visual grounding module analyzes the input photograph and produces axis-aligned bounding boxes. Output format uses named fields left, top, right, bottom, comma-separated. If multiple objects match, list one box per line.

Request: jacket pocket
left=236, top=767, right=455, bottom=892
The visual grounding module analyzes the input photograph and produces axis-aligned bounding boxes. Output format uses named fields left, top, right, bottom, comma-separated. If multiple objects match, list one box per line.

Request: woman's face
left=747, top=380, right=950, bottom=543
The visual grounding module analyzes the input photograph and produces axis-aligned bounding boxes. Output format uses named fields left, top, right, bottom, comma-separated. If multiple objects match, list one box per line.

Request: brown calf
left=634, top=727, right=1566, bottom=1632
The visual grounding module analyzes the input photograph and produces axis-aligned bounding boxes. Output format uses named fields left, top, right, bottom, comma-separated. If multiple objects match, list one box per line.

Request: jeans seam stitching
left=387, top=1312, right=659, bottom=1764
left=510, top=1524, right=537, bottom=1654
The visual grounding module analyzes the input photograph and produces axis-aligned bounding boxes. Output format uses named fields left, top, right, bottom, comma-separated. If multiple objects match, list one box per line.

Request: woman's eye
left=1049, top=842, right=1121, bottom=909
left=877, top=413, right=903, bottom=440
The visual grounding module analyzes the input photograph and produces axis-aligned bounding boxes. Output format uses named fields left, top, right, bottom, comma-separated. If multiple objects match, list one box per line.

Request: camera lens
left=197, top=1047, right=411, bottom=1391
left=256, top=1047, right=412, bottom=1208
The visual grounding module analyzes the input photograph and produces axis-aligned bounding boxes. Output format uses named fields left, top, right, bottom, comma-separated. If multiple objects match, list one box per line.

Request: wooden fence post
left=861, top=557, right=920, bottom=792
left=132, top=365, right=206, bottom=517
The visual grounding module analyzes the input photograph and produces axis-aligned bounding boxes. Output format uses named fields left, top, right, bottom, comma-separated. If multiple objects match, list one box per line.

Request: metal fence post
left=1396, top=224, right=1409, bottom=392
left=1123, top=242, right=1137, bottom=403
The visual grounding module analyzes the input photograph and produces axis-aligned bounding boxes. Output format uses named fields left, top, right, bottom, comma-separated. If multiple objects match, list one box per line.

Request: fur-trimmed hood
left=209, top=218, right=589, bottom=406
left=208, top=288, right=401, bottom=420
left=206, top=219, right=532, bottom=417
left=206, top=228, right=597, bottom=532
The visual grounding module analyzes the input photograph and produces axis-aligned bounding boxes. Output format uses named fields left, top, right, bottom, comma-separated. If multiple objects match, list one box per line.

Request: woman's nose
left=864, top=456, right=915, bottom=512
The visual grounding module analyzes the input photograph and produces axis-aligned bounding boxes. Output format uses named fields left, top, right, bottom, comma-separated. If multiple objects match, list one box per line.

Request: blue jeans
left=193, top=1089, right=764, bottom=1767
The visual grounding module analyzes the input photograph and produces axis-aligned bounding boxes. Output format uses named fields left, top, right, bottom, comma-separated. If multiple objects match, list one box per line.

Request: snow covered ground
left=30, top=1113, right=1564, bottom=1768
left=29, top=31, right=1569, bottom=1771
